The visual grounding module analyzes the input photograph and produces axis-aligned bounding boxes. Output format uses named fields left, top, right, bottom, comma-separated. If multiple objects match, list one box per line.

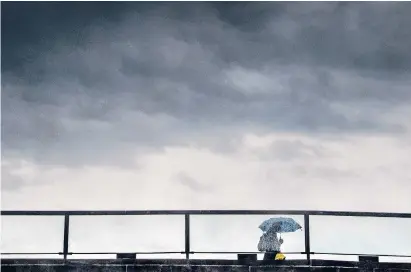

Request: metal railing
left=1, top=210, right=411, bottom=264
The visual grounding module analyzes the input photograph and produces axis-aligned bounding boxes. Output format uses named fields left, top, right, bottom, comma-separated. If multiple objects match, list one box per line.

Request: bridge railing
left=1, top=210, right=411, bottom=264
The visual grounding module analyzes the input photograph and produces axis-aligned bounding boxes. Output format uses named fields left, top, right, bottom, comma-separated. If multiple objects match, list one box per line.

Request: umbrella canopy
left=259, top=217, right=302, bottom=233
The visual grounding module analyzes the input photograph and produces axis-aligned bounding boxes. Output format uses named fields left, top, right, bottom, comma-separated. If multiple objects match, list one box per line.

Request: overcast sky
left=1, top=1, right=410, bottom=261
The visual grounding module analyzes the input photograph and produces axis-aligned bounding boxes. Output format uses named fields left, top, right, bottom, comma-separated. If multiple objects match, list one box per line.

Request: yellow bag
left=275, top=253, right=286, bottom=260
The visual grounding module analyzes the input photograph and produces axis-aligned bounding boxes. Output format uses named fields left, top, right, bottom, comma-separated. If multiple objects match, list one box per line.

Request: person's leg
left=264, top=252, right=278, bottom=260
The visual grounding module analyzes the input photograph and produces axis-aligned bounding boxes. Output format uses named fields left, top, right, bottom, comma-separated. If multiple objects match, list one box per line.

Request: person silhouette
left=258, top=227, right=284, bottom=260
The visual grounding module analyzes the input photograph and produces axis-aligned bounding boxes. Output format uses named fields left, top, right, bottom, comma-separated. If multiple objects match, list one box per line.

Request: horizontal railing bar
left=71, top=252, right=185, bottom=255
left=2, top=251, right=410, bottom=258
left=312, top=211, right=411, bottom=218
left=0, top=252, right=302, bottom=256
left=1, top=253, right=61, bottom=255
left=192, top=251, right=303, bottom=254
left=312, top=252, right=411, bottom=258
left=1, top=210, right=411, bottom=218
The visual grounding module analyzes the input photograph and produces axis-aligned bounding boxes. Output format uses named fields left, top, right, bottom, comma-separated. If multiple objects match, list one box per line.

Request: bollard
left=359, top=256, right=379, bottom=272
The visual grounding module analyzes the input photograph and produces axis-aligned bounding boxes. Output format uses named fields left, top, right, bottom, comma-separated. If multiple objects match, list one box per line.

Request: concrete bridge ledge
left=1, top=259, right=411, bottom=272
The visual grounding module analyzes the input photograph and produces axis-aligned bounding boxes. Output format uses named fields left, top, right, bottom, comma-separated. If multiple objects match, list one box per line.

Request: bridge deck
left=2, top=258, right=411, bottom=272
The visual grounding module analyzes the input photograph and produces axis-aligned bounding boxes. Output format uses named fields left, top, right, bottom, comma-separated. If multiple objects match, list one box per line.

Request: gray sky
left=1, top=2, right=410, bottom=261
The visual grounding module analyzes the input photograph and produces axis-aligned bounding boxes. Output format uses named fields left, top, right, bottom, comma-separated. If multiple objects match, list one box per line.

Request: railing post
left=304, top=214, right=311, bottom=265
left=185, top=214, right=190, bottom=259
left=63, top=214, right=70, bottom=260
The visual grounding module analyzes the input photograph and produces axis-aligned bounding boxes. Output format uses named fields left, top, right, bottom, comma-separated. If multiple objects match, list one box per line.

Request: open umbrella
left=259, top=217, right=302, bottom=233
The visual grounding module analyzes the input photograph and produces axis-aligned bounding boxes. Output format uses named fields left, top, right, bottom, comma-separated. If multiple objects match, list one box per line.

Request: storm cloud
left=2, top=1, right=411, bottom=213
left=2, top=2, right=411, bottom=168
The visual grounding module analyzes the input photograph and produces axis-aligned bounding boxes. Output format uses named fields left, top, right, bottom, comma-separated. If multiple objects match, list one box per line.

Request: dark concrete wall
left=2, top=259, right=411, bottom=272
left=2, top=264, right=411, bottom=272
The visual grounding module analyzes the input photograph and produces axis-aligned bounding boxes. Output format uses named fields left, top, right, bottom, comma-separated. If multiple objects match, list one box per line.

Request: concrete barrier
left=1, top=259, right=411, bottom=272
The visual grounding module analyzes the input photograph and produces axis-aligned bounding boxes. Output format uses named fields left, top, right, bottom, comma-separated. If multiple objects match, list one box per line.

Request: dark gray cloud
left=2, top=2, right=410, bottom=168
